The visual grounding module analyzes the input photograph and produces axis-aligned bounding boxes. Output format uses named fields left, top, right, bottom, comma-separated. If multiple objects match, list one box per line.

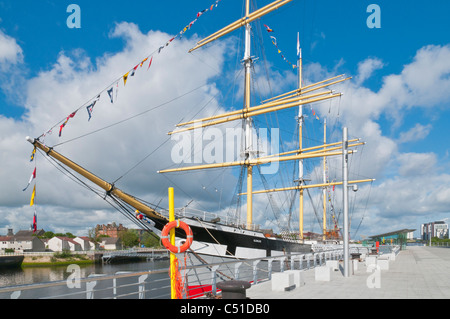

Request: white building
left=47, top=236, right=82, bottom=252
left=421, top=221, right=449, bottom=240
left=0, top=235, right=45, bottom=253
left=73, top=236, right=96, bottom=250
left=99, top=237, right=122, bottom=250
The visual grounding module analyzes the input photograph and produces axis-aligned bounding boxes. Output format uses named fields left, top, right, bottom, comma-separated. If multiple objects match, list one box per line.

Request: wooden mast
left=160, top=0, right=356, bottom=235
left=169, top=0, right=293, bottom=231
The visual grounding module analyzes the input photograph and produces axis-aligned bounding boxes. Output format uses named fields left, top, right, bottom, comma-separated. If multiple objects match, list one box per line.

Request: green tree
left=121, top=230, right=140, bottom=248
left=141, top=232, right=162, bottom=248
left=43, top=231, right=54, bottom=238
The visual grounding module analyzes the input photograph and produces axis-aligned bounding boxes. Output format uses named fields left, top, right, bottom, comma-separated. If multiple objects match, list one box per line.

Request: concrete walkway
left=246, top=246, right=450, bottom=299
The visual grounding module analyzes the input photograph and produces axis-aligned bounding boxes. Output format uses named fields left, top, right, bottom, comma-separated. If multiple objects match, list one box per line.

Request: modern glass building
left=367, top=229, right=415, bottom=250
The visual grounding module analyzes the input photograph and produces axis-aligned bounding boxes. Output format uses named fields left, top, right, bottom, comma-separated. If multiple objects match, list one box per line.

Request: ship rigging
left=26, top=0, right=374, bottom=260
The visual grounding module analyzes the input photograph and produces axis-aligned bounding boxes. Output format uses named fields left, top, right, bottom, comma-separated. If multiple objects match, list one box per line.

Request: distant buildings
left=95, top=223, right=127, bottom=238
left=421, top=221, right=449, bottom=241
left=0, top=224, right=125, bottom=253
left=0, top=229, right=46, bottom=253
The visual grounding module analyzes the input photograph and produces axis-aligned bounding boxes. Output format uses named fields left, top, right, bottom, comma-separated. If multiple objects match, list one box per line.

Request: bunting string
left=39, top=0, right=222, bottom=140
left=25, top=147, right=38, bottom=232
left=263, top=24, right=321, bottom=122
left=263, top=24, right=298, bottom=70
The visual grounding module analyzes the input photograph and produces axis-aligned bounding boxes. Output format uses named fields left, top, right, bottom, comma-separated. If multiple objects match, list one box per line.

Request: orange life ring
left=161, top=220, right=193, bottom=254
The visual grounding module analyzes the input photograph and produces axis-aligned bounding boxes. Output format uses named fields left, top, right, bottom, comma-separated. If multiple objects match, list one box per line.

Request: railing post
left=279, top=257, right=285, bottom=272
left=252, top=260, right=261, bottom=285
left=234, top=262, right=243, bottom=280
left=138, top=274, right=148, bottom=299
left=211, top=265, right=220, bottom=296
left=86, top=275, right=99, bottom=299
left=268, top=258, right=274, bottom=280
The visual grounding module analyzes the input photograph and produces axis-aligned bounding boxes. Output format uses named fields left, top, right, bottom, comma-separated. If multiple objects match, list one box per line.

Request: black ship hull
left=147, top=216, right=311, bottom=260
left=0, top=255, right=24, bottom=268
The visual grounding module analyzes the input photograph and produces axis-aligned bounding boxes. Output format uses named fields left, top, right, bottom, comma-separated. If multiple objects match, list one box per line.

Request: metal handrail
left=0, top=245, right=398, bottom=299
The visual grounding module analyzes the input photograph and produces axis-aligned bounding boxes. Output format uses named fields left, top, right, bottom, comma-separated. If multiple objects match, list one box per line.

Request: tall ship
left=25, top=0, right=373, bottom=262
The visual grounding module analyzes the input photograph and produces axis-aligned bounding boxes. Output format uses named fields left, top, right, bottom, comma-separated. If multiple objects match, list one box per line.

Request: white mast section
left=297, top=32, right=304, bottom=240
left=243, top=0, right=254, bottom=230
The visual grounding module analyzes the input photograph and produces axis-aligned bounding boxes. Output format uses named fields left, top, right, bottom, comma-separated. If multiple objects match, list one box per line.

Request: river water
left=0, top=259, right=170, bottom=289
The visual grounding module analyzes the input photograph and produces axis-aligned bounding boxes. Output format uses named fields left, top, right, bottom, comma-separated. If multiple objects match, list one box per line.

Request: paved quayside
left=246, top=246, right=450, bottom=299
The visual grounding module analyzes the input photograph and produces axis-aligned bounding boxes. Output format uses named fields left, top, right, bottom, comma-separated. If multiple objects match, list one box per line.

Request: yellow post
left=168, top=187, right=177, bottom=299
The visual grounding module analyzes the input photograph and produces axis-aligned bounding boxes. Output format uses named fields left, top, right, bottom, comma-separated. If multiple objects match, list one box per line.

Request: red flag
left=264, top=24, right=274, bottom=32
left=147, top=56, right=153, bottom=71
left=23, top=167, right=36, bottom=191
left=59, top=111, right=77, bottom=137
left=32, top=212, right=37, bottom=233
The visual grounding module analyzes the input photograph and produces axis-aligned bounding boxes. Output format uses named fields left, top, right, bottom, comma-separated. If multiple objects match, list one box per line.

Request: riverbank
left=22, top=254, right=95, bottom=267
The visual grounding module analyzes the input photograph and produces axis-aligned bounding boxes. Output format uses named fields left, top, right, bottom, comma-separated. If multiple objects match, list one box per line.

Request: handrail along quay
left=0, top=246, right=373, bottom=299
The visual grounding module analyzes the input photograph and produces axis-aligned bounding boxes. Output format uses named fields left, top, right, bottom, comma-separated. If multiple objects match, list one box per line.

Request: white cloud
left=297, top=44, right=450, bottom=238
left=1, top=18, right=450, bottom=240
left=355, top=57, right=384, bottom=85
left=0, top=29, right=23, bottom=69
left=0, top=22, right=241, bottom=235
left=396, top=152, right=437, bottom=177
left=397, top=123, right=432, bottom=144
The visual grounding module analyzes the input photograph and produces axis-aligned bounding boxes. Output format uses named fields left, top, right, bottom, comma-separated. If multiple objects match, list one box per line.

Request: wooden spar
left=258, top=139, right=363, bottom=160
left=191, top=0, right=284, bottom=48
left=238, top=179, right=375, bottom=196
left=263, top=76, right=351, bottom=105
left=189, top=0, right=292, bottom=53
left=168, top=92, right=342, bottom=135
left=175, top=89, right=332, bottom=128
left=157, top=150, right=351, bottom=174
left=262, top=74, right=347, bottom=103
left=175, top=75, right=350, bottom=128
left=26, top=137, right=167, bottom=222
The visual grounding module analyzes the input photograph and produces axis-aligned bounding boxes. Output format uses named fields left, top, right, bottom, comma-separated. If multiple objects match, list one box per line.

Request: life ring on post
left=161, top=220, right=193, bottom=254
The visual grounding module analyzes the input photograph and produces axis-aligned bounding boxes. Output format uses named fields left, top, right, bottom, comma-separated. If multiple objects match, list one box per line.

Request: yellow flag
left=30, top=185, right=36, bottom=206
left=123, top=72, right=129, bottom=86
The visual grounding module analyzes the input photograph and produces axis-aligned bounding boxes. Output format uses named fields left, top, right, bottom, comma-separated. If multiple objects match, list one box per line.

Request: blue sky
left=1, top=0, right=450, bottom=238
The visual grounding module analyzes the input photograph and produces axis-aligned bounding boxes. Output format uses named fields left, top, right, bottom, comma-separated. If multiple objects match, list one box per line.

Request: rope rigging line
left=37, top=148, right=160, bottom=235
left=38, top=0, right=224, bottom=141
left=51, top=83, right=209, bottom=148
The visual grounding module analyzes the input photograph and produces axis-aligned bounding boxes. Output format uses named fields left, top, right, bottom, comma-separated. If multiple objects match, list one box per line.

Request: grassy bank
left=22, top=253, right=95, bottom=267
